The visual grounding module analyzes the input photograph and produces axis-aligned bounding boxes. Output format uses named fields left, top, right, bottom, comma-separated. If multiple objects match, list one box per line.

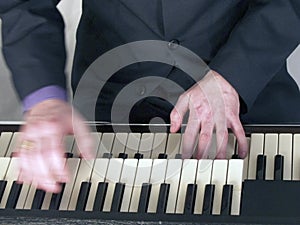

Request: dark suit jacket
left=1, top=0, right=300, bottom=123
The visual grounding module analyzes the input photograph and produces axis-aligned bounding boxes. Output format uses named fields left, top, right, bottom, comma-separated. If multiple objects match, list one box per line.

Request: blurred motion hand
left=16, top=99, right=93, bottom=193
left=170, top=70, right=248, bottom=159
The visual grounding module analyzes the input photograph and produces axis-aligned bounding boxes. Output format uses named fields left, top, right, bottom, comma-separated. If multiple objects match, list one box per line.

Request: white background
left=0, top=0, right=299, bottom=121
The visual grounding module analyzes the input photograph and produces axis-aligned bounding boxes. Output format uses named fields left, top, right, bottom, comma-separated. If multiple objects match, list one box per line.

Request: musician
left=0, top=1, right=299, bottom=193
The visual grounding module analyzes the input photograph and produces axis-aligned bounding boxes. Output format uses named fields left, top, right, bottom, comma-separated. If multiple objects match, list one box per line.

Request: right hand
left=16, top=99, right=94, bottom=193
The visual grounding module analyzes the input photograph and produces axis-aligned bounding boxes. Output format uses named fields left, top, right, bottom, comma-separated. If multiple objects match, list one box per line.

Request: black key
left=158, top=153, right=168, bottom=159
left=231, top=154, right=240, bottom=159
left=31, top=189, right=46, bottom=209
left=138, top=183, right=152, bottom=213
left=102, top=153, right=113, bottom=159
left=49, top=183, right=66, bottom=210
left=76, top=182, right=91, bottom=211
left=256, top=154, right=266, bottom=180
left=64, top=152, right=73, bottom=158
left=134, top=153, right=144, bottom=159
left=118, top=153, right=128, bottom=159
left=111, top=182, right=125, bottom=212
left=184, top=184, right=197, bottom=215
left=221, top=184, right=233, bottom=215
left=93, top=182, right=108, bottom=211
left=175, top=154, right=182, bottom=159
left=202, top=184, right=215, bottom=215
left=274, top=155, right=284, bottom=180
left=156, top=183, right=170, bottom=214
left=6, top=181, right=22, bottom=209
left=0, top=180, right=7, bottom=202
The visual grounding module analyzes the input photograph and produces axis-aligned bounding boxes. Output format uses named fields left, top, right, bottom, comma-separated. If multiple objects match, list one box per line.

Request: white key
left=175, top=159, right=198, bottom=213
left=293, top=134, right=300, bottom=180
left=22, top=184, right=36, bottom=209
left=211, top=160, right=228, bottom=215
left=111, top=133, right=128, bottom=158
left=207, top=133, right=217, bottom=159
left=103, top=158, right=124, bottom=212
left=194, top=159, right=213, bottom=214
left=72, top=133, right=102, bottom=158
left=151, top=133, right=167, bottom=159
left=0, top=158, right=20, bottom=208
left=86, top=158, right=109, bottom=211
left=129, top=159, right=152, bottom=212
left=227, top=159, right=243, bottom=215
left=263, top=134, right=278, bottom=180
left=138, top=133, right=154, bottom=158
left=125, top=133, right=141, bottom=158
left=120, top=159, right=138, bottom=212
left=0, top=132, right=13, bottom=157
left=278, top=134, right=292, bottom=180
left=166, top=133, right=182, bottom=159
left=68, top=159, right=94, bottom=210
left=165, top=159, right=182, bottom=213
left=97, top=133, right=115, bottom=158
left=248, top=134, right=264, bottom=179
left=242, top=138, right=251, bottom=180
left=5, top=132, right=21, bottom=157
left=226, top=134, right=236, bottom=159
left=59, top=158, right=81, bottom=210
left=147, top=159, right=168, bottom=213
left=0, top=157, right=10, bottom=179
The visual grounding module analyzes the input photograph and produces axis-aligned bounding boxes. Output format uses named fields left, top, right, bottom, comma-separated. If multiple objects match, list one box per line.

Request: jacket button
left=168, top=39, right=180, bottom=49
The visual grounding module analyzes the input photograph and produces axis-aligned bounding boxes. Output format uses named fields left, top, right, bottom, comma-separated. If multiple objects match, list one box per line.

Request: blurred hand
left=16, top=99, right=93, bottom=192
left=170, top=70, right=248, bottom=159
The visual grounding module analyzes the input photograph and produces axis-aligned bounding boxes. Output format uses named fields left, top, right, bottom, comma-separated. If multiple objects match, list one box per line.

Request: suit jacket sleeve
left=0, top=0, right=66, bottom=100
left=209, top=0, right=300, bottom=112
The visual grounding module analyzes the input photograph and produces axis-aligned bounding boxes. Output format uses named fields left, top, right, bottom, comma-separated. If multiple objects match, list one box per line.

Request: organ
left=0, top=123, right=300, bottom=224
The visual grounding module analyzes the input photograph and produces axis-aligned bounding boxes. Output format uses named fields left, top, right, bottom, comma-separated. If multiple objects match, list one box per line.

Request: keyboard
left=0, top=123, right=300, bottom=224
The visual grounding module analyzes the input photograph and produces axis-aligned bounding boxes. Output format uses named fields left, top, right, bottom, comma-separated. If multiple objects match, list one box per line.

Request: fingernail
left=239, top=151, right=248, bottom=159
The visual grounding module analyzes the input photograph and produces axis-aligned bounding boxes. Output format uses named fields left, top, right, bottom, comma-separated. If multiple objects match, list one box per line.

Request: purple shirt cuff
left=23, top=85, right=68, bottom=112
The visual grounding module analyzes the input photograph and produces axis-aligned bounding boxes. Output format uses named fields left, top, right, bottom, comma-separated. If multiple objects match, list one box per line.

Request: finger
left=170, top=93, right=190, bottom=133
left=215, top=127, right=228, bottom=159
left=182, top=110, right=201, bottom=159
left=195, top=118, right=214, bottom=159
left=229, top=118, right=248, bottom=158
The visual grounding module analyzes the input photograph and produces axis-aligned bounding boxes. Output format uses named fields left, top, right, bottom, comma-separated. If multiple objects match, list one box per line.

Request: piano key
left=220, top=184, right=233, bottom=215
left=264, top=134, right=278, bottom=180
left=92, top=182, right=108, bottom=211
left=293, top=134, right=300, bottom=180
left=5, top=181, right=22, bottom=209
left=248, top=133, right=264, bottom=179
left=211, top=160, right=228, bottom=215
left=0, top=181, right=7, bottom=203
left=111, top=182, right=125, bottom=212
left=242, top=138, right=251, bottom=180
left=202, top=184, right=215, bottom=215
left=226, top=133, right=236, bottom=159
left=134, top=153, right=143, bottom=159
left=129, top=159, right=152, bottom=212
left=48, top=183, right=66, bottom=210
left=0, top=158, right=19, bottom=209
left=22, top=184, right=38, bottom=209
left=137, top=183, right=152, bottom=213
left=63, top=135, right=75, bottom=157
left=207, top=133, right=217, bottom=159
left=31, top=189, right=46, bottom=210
left=75, top=181, right=91, bottom=211
left=183, top=184, right=197, bottom=215
left=124, top=133, right=141, bottom=158
left=256, top=155, right=266, bottom=180
left=103, top=158, right=124, bottom=212
left=165, top=159, right=182, bottom=214
left=156, top=183, right=170, bottom=214
left=72, top=133, right=102, bottom=158
left=86, top=158, right=109, bottom=211
left=68, top=159, right=94, bottom=210
left=118, top=152, right=128, bottom=159
left=175, top=159, right=198, bottom=214
left=166, top=133, right=182, bottom=159
left=0, top=157, right=10, bottom=179
left=97, top=133, right=115, bottom=158
left=111, top=133, right=128, bottom=158
left=194, top=159, right=213, bottom=214
left=158, top=153, right=168, bottom=159
left=119, top=159, right=138, bottom=212
left=59, top=158, right=81, bottom=210
left=147, top=159, right=168, bottom=213
left=274, top=155, right=284, bottom=181
left=5, top=132, right=20, bottom=157
left=138, top=133, right=154, bottom=159
left=0, top=132, right=13, bottom=157
left=278, top=134, right=292, bottom=180
left=227, top=159, right=244, bottom=215
left=151, top=133, right=167, bottom=159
